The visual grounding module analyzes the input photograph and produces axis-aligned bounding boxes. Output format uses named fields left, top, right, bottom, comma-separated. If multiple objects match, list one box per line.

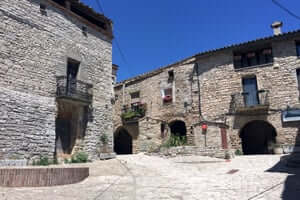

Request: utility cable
left=271, top=0, right=300, bottom=21
left=94, top=0, right=135, bottom=78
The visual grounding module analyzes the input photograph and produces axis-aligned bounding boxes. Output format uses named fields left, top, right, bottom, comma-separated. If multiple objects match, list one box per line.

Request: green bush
left=100, top=133, right=109, bottom=145
left=235, top=149, right=243, bottom=156
left=71, top=152, right=89, bottom=163
left=161, top=134, right=187, bottom=148
left=33, top=156, right=50, bottom=166
left=121, top=106, right=146, bottom=120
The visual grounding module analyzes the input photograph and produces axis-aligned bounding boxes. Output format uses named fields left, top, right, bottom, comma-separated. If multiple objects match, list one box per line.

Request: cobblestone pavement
left=0, top=154, right=300, bottom=200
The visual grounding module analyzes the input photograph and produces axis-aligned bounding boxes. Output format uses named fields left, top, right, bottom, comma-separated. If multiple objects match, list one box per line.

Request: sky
left=82, top=0, right=300, bottom=81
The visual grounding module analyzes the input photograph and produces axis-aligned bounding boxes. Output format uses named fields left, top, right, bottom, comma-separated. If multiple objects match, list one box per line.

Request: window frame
left=233, top=47, right=273, bottom=69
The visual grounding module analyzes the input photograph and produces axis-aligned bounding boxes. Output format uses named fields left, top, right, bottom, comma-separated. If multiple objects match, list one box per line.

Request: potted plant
left=100, top=134, right=109, bottom=153
left=163, top=95, right=172, bottom=103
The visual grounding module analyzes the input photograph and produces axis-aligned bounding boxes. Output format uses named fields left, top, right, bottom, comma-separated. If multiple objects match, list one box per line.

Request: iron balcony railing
left=230, top=90, right=269, bottom=113
left=121, top=103, right=147, bottom=121
left=56, top=76, right=93, bottom=103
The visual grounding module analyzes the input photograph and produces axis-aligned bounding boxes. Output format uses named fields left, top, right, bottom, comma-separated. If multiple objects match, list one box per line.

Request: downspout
left=122, top=83, right=125, bottom=106
left=195, top=63, right=203, bottom=121
left=195, top=63, right=207, bottom=147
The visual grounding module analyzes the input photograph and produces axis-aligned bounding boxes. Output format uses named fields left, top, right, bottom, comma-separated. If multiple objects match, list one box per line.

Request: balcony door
left=242, top=77, right=259, bottom=106
left=66, top=59, right=80, bottom=95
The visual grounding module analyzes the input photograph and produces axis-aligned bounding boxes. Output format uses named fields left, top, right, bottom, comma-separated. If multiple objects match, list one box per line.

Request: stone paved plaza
left=0, top=154, right=300, bottom=200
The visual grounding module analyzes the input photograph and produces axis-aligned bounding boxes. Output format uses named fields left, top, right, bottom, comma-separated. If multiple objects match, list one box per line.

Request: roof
left=47, top=0, right=113, bottom=39
left=116, top=28, right=300, bottom=87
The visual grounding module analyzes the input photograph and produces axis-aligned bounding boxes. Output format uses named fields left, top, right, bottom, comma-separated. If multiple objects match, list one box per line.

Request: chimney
left=271, top=21, right=283, bottom=36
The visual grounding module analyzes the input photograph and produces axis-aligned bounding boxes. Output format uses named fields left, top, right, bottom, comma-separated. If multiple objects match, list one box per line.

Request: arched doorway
left=169, top=120, right=187, bottom=137
left=240, top=120, right=277, bottom=155
left=114, top=128, right=132, bottom=154
left=168, top=120, right=188, bottom=145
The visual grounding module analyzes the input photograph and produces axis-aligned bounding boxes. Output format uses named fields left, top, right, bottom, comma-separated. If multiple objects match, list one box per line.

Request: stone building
left=0, top=0, right=115, bottom=161
left=113, top=22, right=300, bottom=156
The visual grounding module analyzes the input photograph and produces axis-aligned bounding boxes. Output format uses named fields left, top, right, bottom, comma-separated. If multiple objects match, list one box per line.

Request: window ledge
left=234, top=63, right=274, bottom=71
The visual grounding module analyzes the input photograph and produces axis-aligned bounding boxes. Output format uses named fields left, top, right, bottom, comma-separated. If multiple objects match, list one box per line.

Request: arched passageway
left=240, top=120, right=277, bottom=155
left=169, top=120, right=187, bottom=137
left=114, top=128, right=133, bottom=155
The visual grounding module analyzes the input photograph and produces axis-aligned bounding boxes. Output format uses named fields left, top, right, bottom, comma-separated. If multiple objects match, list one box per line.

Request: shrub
left=100, top=134, right=108, bottom=145
left=161, top=134, right=187, bottom=148
left=33, top=156, right=50, bottom=166
left=235, top=149, right=243, bottom=156
left=71, top=152, right=89, bottom=163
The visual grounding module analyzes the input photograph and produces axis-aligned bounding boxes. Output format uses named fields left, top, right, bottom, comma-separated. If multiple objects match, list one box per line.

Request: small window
left=296, top=42, right=300, bottom=57
left=82, top=26, right=87, bottom=36
left=233, top=47, right=273, bottom=69
left=130, top=91, right=140, bottom=99
left=40, top=3, right=47, bottom=15
left=161, top=123, right=166, bottom=138
left=164, top=88, right=172, bottom=96
left=168, top=70, right=174, bottom=81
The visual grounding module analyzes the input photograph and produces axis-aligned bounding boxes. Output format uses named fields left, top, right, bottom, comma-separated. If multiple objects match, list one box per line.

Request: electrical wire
left=271, top=0, right=300, bottom=21
left=94, top=0, right=135, bottom=78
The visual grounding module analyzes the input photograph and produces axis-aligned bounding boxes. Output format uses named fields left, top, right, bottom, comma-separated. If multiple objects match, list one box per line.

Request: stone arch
left=168, top=120, right=187, bottom=137
left=239, top=120, right=277, bottom=155
left=113, top=126, right=133, bottom=155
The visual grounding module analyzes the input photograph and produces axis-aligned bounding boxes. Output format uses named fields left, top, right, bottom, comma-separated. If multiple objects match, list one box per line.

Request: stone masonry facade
left=0, top=0, right=114, bottom=161
left=113, top=25, right=300, bottom=157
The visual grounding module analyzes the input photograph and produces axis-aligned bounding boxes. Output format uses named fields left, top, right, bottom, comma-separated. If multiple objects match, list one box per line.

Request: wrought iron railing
left=56, top=76, right=93, bottom=103
left=121, top=103, right=147, bottom=121
left=230, top=90, right=269, bottom=113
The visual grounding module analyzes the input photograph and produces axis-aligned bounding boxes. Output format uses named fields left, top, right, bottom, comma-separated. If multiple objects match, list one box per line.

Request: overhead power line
left=95, top=0, right=104, bottom=14
left=271, top=0, right=300, bottom=21
left=94, top=0, right=134, bottom=77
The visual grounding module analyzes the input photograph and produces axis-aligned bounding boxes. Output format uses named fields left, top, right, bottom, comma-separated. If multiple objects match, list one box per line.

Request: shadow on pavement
left=267, top=126, right=300, bottom=200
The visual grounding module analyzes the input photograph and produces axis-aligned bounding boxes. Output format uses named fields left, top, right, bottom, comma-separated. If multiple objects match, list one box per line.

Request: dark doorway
left=114, top=128, right=132, bottom=155
left=240, top=120, right=277, bottom=155
left=169, top=120, right=187, bottom=137
left=66, top=59, right=80, bottom=95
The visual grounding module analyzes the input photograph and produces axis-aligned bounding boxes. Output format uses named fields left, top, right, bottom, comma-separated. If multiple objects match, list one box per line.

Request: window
left=130, top=91, right=140, bottom=99
left=82, top=26, right=87, bottom=36
left=40, top=3, right=47, bottom=15
left=296, top=42, right=300, bottom=57
left=234, top=48, right=273, bottom=69
left=161, top=123, right=166, bottom=138
left=66, top=59, right=80, bottom=93
left=168, top=70, right=174, bottom=81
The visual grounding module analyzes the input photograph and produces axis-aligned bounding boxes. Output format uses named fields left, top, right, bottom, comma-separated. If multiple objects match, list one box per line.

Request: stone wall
left=194, top=39, right=300, bottom=150
left=114, top=58, right=200, bottom=153
left=0, top=0, right=113, bottom=160
left=114, top=33, right=300, bottom=155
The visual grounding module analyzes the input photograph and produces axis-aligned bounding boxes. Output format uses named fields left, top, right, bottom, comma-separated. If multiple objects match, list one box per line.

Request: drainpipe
left=195, top=63, right=207, bottom=147
left=195, top=63, right=203, bottom=120
left=122, top=83, right=125, bottom=106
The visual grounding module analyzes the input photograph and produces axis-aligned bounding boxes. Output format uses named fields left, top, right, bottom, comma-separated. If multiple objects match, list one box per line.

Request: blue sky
left=82, top=0, right=300, bottom=81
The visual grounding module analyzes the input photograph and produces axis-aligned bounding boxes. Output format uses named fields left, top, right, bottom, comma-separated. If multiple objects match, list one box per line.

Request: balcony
left=230, top=90, right=269, bottom=114
left=121, top=103, right=146, bottom=122
left=56, top=76, right=93, bottom=104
